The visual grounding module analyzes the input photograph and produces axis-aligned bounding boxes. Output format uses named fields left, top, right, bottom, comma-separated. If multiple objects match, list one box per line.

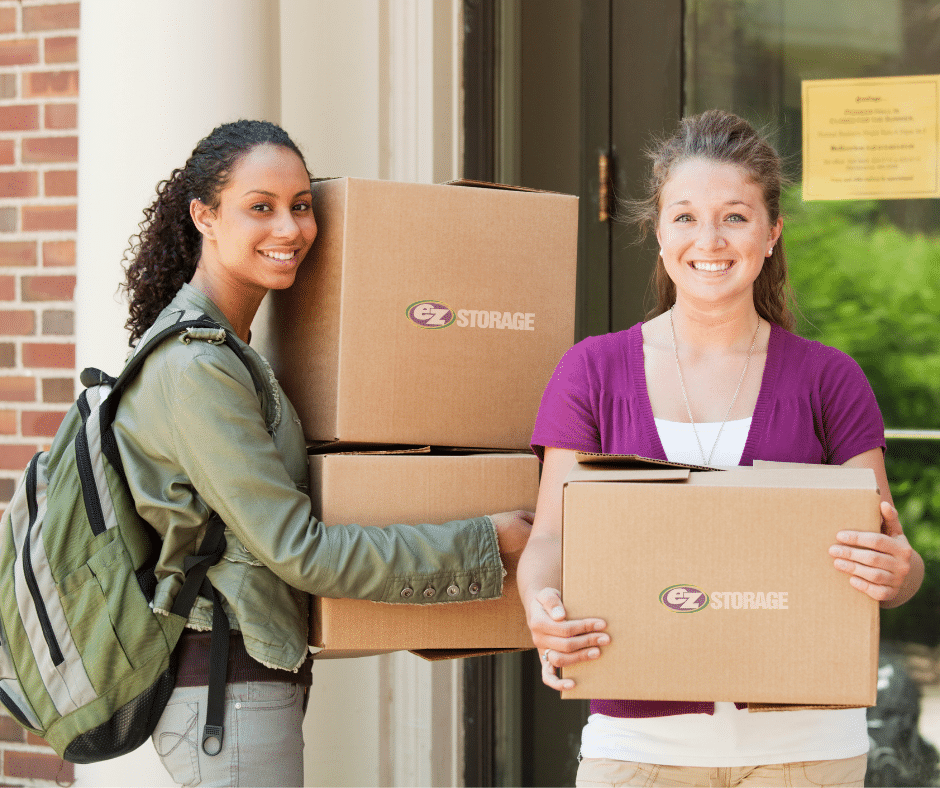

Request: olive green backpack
left=0, top=309, right=261, bottom=763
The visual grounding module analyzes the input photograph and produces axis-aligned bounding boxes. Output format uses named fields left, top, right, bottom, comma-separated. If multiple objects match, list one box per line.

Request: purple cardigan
left=531, top=321, right=885, bottom=718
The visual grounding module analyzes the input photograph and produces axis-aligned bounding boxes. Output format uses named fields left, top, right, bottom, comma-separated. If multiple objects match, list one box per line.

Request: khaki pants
left=576, top=754, right=867, bottom=787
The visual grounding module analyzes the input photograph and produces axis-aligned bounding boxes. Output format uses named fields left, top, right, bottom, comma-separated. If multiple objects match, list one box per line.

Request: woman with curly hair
left=115, top=119, right=532, bottom=787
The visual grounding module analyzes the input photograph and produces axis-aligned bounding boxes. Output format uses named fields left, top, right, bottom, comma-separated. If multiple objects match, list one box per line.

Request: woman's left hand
left=829, top=501, right=914, bottom=604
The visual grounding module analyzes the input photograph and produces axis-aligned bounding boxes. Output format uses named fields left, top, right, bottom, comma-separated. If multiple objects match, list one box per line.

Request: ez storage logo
left=406, top=301, right=456, bottom=329
left=406, top=300, right=536, bottom=331
left=660, top=585, right=790, bottom=613
left=659, top=585, right=709, bottom=613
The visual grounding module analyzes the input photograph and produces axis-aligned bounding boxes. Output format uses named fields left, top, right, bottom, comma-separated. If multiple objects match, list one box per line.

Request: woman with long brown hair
left=519, top=110, right=922, bottom=787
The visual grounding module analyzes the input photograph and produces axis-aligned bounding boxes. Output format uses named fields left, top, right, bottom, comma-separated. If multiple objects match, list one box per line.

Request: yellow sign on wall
left=802, top=75, right=940, bottom=200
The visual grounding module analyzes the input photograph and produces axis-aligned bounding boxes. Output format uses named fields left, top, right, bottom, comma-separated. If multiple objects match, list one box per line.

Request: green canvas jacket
left=114, top=284, right=504, bottom=672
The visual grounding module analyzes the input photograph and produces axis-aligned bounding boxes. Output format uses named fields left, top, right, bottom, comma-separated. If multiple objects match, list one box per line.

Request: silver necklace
left=669, top=307, right=761, bottom=466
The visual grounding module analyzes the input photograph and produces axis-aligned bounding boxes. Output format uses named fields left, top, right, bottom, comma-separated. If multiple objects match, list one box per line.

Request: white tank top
left=579, top=418, right=869, bottom=766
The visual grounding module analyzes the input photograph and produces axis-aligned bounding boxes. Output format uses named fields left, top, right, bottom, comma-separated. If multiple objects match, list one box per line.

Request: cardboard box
left=260, top=177, right=578, bottom=450
left=309, top=451, right=538, bottom=654
left=560, top=455, right=881, bottom=707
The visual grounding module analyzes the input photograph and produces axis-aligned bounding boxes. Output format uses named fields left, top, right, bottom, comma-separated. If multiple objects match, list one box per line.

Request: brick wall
left=0, top=1, right=78, bottom=785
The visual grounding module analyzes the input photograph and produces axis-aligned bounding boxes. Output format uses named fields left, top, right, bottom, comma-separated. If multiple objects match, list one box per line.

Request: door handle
left=598, top=152, right=610, bottom=222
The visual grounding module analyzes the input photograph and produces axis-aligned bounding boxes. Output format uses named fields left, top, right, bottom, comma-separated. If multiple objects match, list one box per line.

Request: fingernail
left=588, top=648, right=600, bottom=659
left=597, top=635, right=610, bottom=646
left=593, top=621, right=606, bottom=631
left=829, top=546, right=845, bottom=557
left=837, top=531, right=850, bottom=541
left=551, top=606, right=565, bottom=619
left=835, top=559, right=853, bottom=571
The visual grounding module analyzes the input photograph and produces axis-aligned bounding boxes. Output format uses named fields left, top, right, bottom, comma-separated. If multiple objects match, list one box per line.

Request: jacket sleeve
left=125, top=338, right=504, bottom=604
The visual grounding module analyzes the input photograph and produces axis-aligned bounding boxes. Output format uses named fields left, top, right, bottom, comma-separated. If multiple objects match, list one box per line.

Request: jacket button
left=469, top=582, right=481, bottom=595
left=447, top=584, right=460, bottom=597
left=423, top=587, right=436, bottom=598
left=401, top=587, right=414, bottom=598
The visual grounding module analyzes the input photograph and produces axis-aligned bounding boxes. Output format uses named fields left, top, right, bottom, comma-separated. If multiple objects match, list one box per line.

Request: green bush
left=784, top=190, right=940, bottom=644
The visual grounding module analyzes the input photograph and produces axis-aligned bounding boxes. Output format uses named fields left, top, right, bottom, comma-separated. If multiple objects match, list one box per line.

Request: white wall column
left=74, top=2, right=279, bottom=785
left=379, top=2, right=467, bottom=786
left=281, top=1, right=468, bottom=785
left=76, top=0, right=280, bottom=376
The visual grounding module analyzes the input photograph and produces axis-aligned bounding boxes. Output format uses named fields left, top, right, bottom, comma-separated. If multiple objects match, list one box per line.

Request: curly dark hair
left=624, top=109, right=797, bottom=332
left=120, top=119, right=309, bottom=345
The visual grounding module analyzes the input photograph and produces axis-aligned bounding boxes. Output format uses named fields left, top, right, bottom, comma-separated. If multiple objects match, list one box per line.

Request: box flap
left=686, top=467, right=879, bottom=490
left=566, top=466, right=692, bottom=484
left=574, top=452, right=717, bottom=471
left=747, top=702, right=865, bottom=712
left=410, top=647, right=532, bottom=661
left=444, top=178, right=569, bottom=196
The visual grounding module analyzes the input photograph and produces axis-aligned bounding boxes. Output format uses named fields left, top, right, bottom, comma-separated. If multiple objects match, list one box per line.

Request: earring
left=767, top=246, right=774, bottom=257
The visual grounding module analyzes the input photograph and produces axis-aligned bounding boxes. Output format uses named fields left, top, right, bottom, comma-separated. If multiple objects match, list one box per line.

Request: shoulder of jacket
left=143, top=327, right=252, bottom=385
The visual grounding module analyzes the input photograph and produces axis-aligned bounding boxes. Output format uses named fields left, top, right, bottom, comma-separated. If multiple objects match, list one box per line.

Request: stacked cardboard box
left=259, top=177, right=578, bottom=656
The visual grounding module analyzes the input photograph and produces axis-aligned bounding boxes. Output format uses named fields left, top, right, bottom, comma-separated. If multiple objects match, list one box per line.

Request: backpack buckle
left=202, top=724, right=224, bottom=756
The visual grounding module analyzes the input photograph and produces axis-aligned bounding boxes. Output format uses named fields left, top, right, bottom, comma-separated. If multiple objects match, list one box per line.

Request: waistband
left=175, top=629, right=313, bottom=688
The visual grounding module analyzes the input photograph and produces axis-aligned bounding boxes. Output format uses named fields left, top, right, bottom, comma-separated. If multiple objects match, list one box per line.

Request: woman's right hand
left=527, top=586, right=608, bottom=691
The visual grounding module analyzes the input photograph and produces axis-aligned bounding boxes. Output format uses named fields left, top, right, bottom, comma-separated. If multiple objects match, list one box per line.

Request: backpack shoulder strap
left=88, top=310, right=266, bottom=435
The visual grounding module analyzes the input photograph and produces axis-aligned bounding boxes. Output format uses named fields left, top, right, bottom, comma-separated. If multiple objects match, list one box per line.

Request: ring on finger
left=542, top=649, right=552, bottom=664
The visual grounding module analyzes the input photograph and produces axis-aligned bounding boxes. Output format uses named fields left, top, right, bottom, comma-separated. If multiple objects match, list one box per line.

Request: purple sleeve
left=530, top=339, right=603, bottom=461
left=817, top=346, right=886, bottom=465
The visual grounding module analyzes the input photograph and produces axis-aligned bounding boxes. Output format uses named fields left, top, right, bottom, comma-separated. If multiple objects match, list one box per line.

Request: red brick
left=0, top=38, right=39, bottom=67
left=0, top=376, right=36, bottom=401
left=0, top=241, right=37, bottom=267
left=0, top=7, right=16, bottom=35
left=0, top=309, right=35, bottom=335
left=45, top=101, right=76, bottom=129
left=41, top=308, right=72, bottom=335
left=44, top=35, right=77, bottom=64
left=0, top=711, right=26, bottom=741
left=42, top=239, right=73, bottom=266
left=0, top=104, right=38, bottom=132
left=0, top=409, right=14, bottom=434
left=5, top=750, right=73, bottom=783
left=0, top=276, right=15, bottom=300
left=0, top=170, right=37, bottom=198
left=22, top=135, right=76, bottom=163
left=22, top=205, right=76, bottom=232
left=42, top=376, right=72, bottom=402
left=0, top=138, right=15, bottom=165
left=22, top=274, right=75, bottom=301
left=0, top=444, right=39, bottom=469
left=22, top=409, right=66, bottom=437
left=43, top=168, right=75, bottom=197
left=23, top=3, right=80, bottom=33
left=24, top=69, right=78, bottom=98
left=0, top=476, right=15, bottom=503
left=22, top=342, right=74, bottom=369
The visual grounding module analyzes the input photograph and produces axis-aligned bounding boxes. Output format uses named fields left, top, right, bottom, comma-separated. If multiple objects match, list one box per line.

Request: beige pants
left=576, top=754, right=867, bottom=787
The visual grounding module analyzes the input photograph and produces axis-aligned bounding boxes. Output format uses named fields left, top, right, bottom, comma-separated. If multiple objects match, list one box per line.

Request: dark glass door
left=466, top=1, right=940, bottom=785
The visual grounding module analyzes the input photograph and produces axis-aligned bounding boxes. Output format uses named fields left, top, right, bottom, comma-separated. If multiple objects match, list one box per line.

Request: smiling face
left=191, top=143, right=317, bottom=301
left=655, top=157, right=782, bottom=311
